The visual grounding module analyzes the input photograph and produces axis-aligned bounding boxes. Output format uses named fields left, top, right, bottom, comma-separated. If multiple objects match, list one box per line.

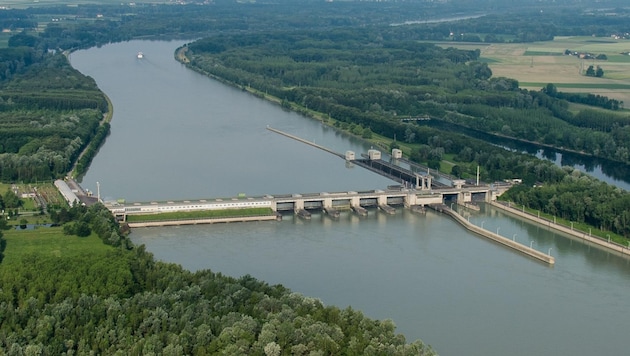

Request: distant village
left=564, top=49, right=609, bottom=60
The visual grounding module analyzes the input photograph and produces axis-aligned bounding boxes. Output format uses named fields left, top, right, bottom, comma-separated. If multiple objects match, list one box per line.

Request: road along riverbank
left=430, top=204, right=555, bottom=265
left=490, top=201, right=630, bottom=257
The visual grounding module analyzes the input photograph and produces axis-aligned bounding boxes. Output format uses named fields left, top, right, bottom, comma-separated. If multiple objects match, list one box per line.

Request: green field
left=126, top=207, right=275, bottom=223
left=523, top=51, right=564, bottom=56
left=2, top=227, right=112, bottom=264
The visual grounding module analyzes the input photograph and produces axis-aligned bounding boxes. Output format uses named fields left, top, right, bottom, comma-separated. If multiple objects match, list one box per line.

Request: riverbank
left=490, top=201, right=630, bottom=257
left=430, top=204, right=555, bottom=265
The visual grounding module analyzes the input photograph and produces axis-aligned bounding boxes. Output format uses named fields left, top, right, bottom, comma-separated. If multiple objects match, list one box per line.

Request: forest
left=0, top=47, right=108, bottom=182
left=1, top=0, right=630, bottom=352
left=0, top=203, right=434, bottom=355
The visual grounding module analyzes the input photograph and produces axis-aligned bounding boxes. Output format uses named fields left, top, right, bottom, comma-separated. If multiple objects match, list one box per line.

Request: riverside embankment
left=126, top=214, right=279, bottom=228
left=490, top=201, right=630, bottom=257
left=430, top=204, right=555, bottom=265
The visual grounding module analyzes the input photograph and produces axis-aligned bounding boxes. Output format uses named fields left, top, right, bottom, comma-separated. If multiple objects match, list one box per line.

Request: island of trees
left=1, top=0, right=630, bottom=353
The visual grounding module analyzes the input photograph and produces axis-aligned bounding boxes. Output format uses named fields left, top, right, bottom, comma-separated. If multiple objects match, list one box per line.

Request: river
left=70, top=40, right=630, bottom=356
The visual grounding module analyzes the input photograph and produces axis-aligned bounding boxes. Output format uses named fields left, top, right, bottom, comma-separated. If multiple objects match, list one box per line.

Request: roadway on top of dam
left=105, top=185, right=503, bottom=212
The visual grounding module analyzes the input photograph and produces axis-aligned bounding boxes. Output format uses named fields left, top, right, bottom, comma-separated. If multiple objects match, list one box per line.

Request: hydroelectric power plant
left=56, top=128, right=560, bottom=264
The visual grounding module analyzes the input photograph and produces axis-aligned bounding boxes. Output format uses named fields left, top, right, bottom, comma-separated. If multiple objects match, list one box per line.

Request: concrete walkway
left=490, top=201, right=630, bottom=257
left=430, top=204, right=555, bottom=265
left=127, top=215, right=278, bottom=228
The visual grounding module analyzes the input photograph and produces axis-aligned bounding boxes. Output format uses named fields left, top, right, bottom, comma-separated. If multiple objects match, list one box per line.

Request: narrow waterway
left=70, top=40, right=630, bottom=356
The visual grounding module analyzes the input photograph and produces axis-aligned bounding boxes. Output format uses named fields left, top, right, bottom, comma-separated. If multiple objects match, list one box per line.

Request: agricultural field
left=477, top=36, right=630, bottom=104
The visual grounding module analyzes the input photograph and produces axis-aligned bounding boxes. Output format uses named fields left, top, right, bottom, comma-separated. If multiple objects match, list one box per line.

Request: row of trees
left=502, top=173, right=630, bottom=236
left=585, top=65, right=604, bottom=77
left=543, top=83, right=622, bottom=110
left=51, top=203, right=129, bottom=248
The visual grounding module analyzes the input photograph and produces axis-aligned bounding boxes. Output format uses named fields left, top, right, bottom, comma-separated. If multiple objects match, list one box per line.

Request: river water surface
left=70, top=40, right=630, bottom=356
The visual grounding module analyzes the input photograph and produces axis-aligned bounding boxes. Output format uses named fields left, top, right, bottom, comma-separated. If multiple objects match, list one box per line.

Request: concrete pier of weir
left=429, top=204, right=555, bottom=265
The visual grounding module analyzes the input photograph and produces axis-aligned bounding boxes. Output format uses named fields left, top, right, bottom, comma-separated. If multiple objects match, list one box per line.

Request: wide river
left=70, top=40, right=630, bottom=356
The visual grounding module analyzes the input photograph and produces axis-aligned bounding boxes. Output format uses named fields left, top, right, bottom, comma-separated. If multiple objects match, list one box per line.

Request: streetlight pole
left=530, top=241, right=535, bottom=248
left=548, top=247, right=553, bottom=256
left=496, top=227, right=500, bottom=235
left=481, top=220, right=485, bottom=229
left=513, top=233, right=517, bottom=241
left=570, top=221, right=573, bottom=230
left=607, top=234, right=610, bottom=243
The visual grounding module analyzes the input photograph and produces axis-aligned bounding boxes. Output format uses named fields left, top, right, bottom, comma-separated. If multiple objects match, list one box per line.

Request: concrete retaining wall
left=127, top=215, right=278, bottom=228
left=490, top=201, right=630, bottom=257
left=431, top=204, right=555, bottom=265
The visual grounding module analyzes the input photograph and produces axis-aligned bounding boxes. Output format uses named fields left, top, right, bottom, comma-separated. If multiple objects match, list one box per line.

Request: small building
left=54, top=180, right=80, bottom=206
left=367, top=149, right=381, bottom=160
left=391, top=148, right=402, bottom=159
left=345, top=150, right=356, bottom=161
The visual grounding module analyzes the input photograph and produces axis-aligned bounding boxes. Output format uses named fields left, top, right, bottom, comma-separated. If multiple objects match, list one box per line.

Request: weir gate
left=106, top=185, right=506, bottom=222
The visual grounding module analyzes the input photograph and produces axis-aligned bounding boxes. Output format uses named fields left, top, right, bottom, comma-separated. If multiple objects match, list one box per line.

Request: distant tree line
left=543, top=83, right=621, bottom=110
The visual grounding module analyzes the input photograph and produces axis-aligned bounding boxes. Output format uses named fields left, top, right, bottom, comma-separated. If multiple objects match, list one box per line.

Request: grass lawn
left=2, top=227, right=112, bottom=264
left=126, top=207, right=275, bottom=223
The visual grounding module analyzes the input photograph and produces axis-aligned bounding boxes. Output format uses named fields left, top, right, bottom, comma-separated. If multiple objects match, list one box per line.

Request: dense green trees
left=0, top=53, right=107, bottom=183
left=585, top=65, right=604, bottom=77
left=1, top=203, right=434, bottom=355
left=502, top=170, right=630, bottom=237
left=543, top=84, right=622, bottom=111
